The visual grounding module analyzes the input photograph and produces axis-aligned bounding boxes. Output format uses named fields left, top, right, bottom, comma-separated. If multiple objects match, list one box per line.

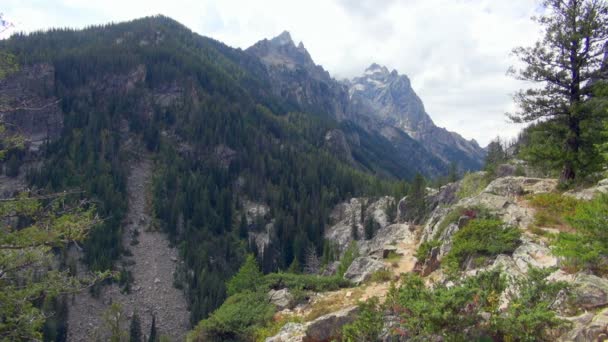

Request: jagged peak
left=365, top=63, right=389, bottom=75
left=270, top=30, right=294, bottom=46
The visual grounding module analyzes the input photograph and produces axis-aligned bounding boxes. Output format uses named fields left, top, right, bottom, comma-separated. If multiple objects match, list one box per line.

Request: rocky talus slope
left=67, top=158, right=189, bottom=341
left=264, top=175, right=608, bottom=341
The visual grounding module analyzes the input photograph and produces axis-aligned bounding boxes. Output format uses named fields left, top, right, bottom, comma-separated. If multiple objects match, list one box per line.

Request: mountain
left=346, top=63, right=485, bottom=169
left=248, top=32, right=485, bottom=174
left=0, top=16, right=484, bottom=339
left=246, top=32, right=447, bottom=178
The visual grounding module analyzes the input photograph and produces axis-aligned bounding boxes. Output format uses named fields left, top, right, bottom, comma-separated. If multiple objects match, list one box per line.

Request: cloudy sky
left=2, top=0, right=546, bottom=145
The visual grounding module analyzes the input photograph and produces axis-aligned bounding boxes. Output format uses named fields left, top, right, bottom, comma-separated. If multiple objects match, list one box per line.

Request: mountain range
left=246, top=30, right=486, bottom=175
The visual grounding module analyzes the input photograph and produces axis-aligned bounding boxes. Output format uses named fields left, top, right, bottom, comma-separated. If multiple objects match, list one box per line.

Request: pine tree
left=129, top=312, right=142, bottom=342
left=509, top=0, right=608, bottom=182
left=407, top=173, right=427, bottom=223
left=351, top=209, right=359, bottom=241
left=304, top=245, right=320, bottom=274
left=226, top=254, right=262, bottom=296
left=364, top=217, right=376, bottom=240
left=148, top=315, right=156, bottom=342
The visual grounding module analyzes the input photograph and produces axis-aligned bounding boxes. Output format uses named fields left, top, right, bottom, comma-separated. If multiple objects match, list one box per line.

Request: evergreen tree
left=509, top=0, right=608, bottom=182
left=485, top=138, right=506, bottom=173
left=351, top=210, right=359, bottom=241
left=304, top=245, right=320, bottom=274
left=448, top=162, right=459, bottom=183
left=407, top=173, right=427, bottom=223
left=129, top=312, right=142, bottom=342
left=364, top=217, right=375, bottom=240
left=148, top=315, right=156, bottom=342
left=226, top=255, right=262, bottom=296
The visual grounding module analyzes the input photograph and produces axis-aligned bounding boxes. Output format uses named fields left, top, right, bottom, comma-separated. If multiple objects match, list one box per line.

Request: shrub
left=492, top=268, right=569, bottom=341
left=342, top=297, right=384, bottom=342
left=384, top=271, right=504, bottom=340
left=444, top=219, right=521, bottom=273
left=415, top=239, right=441, bottom=262
left=337, top=241, right=359, bottom=277
left=554, top=194, right=608, bottom=274
left=189, top=291, right=275, bottom=342
left=260, top=273, right=350, bottom=293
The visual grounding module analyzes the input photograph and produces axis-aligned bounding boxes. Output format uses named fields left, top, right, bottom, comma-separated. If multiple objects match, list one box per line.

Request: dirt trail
left=301, top=232, right=420, bottom=320
left=67, top=158, right=189, bottom=341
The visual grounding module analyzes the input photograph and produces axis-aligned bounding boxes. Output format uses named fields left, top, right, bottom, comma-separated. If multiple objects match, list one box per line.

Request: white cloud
left=2, top=0, right=546, bottom=145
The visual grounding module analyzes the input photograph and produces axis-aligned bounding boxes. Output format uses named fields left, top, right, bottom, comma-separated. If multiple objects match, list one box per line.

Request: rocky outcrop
left=325, top=197, right=394, bottom=253
left=343, top=257, right=387, bottom=285
left=564, top=178, right=608, bottom=200
left=0, top=63, right=63, bottom=152
left=269, top=288, right=294, bottom=310
left=266, top=306, right=358, bottom=342
left=570, top=274, right=608, bottom=310
left=559, top=308, right=608, bottom=342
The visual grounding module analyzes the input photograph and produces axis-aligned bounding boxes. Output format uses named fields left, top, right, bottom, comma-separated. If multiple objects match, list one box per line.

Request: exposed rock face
left=343, top=257, right=387, bottom=285
left=0, top=63, right=63, bottom=152
left=266, top=306, right=358, bottom=342
left=325, top=196, right=394, bottom=253
left=247, top=32, right=483, bottom=178
left=246, top=31, right=349, bottom=120
left=346, top=64, right=486, bottom=170
left=483, top=176, right=558, bottom=198
left=269, top=288, right=294, bottom=310
left=560, top=308, right=608, bottom=342
left=571, top=274, right=608, bottom=310
left=324, top=129, right=354, bottom=163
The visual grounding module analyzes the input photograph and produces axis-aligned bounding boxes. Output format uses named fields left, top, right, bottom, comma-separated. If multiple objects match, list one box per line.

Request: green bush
left=384, top=271, right=504, bottom=340
left=444, top=219, right=521, bottom=273
left=554, top=194, right=608, bottom=274
left=492, top=268, right=569, bottom=341
left=259, top=273, right=350, bottom=293
left=337, top=241, right=359, bottom=277
left=415, top=239, right=441, bottom=262
left=342, top=297, right=384, bottom=342
left=189, top=291, right=275, bottom=342
left=348, top=268, right=565, bottom=341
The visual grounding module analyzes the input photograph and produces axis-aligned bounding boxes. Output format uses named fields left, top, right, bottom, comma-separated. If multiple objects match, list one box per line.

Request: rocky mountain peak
left=270, top=30, right=294, bottom=47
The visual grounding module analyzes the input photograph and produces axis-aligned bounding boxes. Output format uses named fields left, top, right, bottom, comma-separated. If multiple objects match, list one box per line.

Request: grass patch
left=527, top=193, right=579, bottom=229
left=253, top=315, right=303, bottom=342
left=369, top=269, right=392, bottom=283
left=457, top=172, right=490, bottom=199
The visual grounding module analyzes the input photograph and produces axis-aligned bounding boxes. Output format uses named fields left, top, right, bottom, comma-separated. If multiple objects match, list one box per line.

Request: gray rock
left=268, top=289, right=293, bottom=310
left=484, top=177, right=557, bottom=198
left=564, top=178, right=608, bottom=200
left=305, top=306, right=358, bottom=341
left=559, top=308, right=608, bottom=342
left=265, top=322, right=306, bottom=342
left=572, top=274, right=608, bottom=310
left=512, top=240, right=557, bottom=273
left=343, top=257, right=387, bottom=285
left=265, top=306, right=358, bottom=342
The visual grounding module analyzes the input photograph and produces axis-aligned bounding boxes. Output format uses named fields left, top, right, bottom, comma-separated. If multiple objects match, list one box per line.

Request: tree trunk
left=560, top=115, right=581, bottom=182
